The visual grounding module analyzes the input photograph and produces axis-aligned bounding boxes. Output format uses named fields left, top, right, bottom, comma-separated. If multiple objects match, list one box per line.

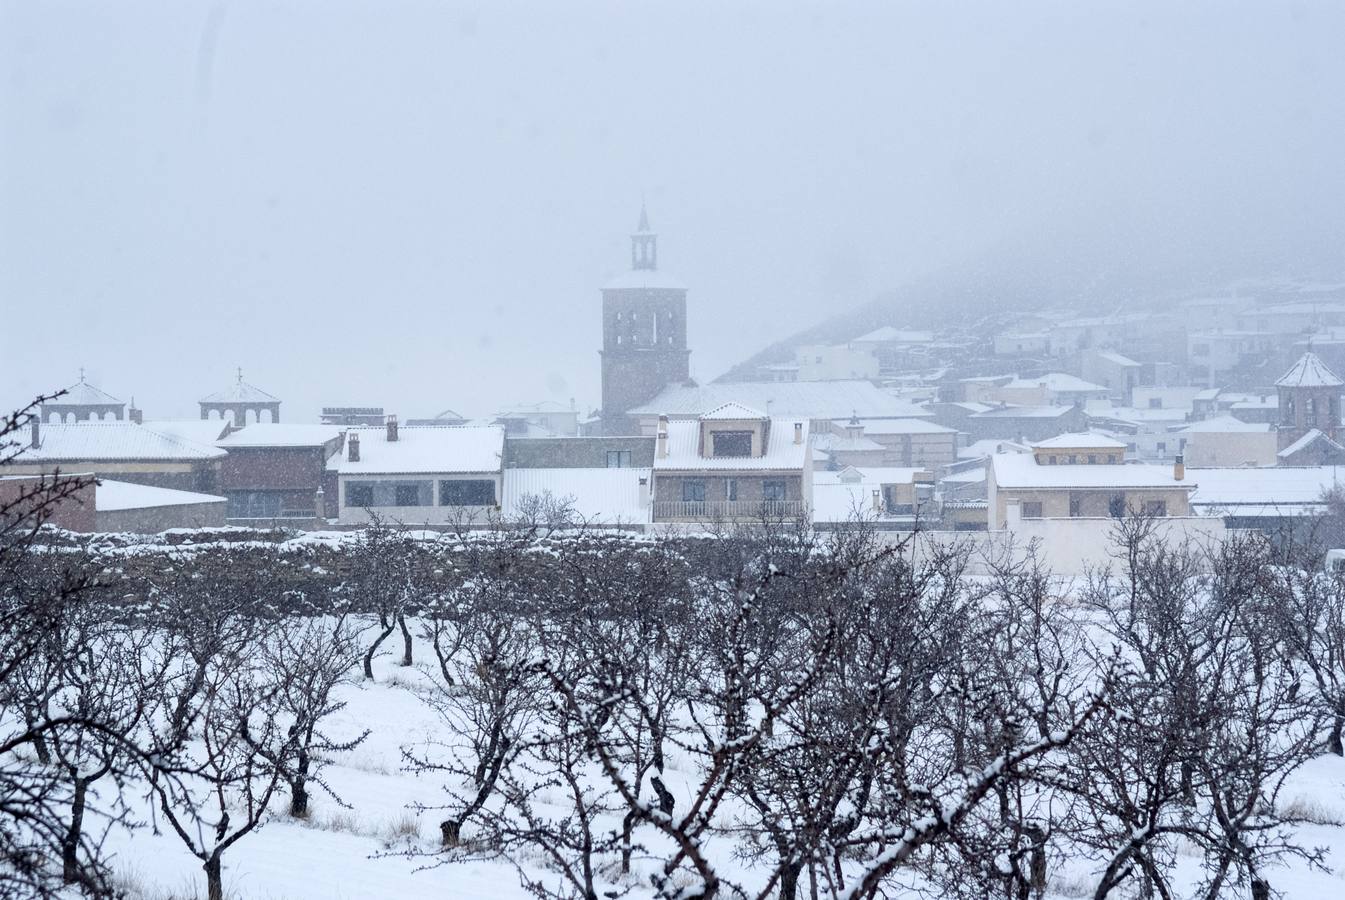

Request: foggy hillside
left=721, top=203, right=1345, bottom=381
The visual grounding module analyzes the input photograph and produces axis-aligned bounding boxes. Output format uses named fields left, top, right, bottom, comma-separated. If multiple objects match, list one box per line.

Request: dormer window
left=711, top=431, right=753, bottom=457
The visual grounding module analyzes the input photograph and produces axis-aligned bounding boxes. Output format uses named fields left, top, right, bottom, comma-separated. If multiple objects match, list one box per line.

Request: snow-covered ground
left=95, top=642, right=1345, bottom=900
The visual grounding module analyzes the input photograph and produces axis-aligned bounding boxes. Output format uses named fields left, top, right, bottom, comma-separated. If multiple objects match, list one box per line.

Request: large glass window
left=763, top=480, right=787, bottom=502
left=1021, top=501, right=1043, bottom=518
left=682, top=480, right=706, bottom=502
left=606, top=449, right=632, bottom=468
left=346, top=483, right=374, bottom=507
left=711, top=431, right=752, bottom=457
left=439, top=479, right=496, bottom=506
left=345, top=480, right=432, bottom=508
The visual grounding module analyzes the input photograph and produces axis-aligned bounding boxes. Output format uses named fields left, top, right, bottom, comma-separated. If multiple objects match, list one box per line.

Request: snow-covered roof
left=330, top=425, right=504, bottom=475
left=1094, top=407, right=1191, bottom=425
left=45, top=380, right=123, bottom=406
left=96, top=479, right=225, bottom=512
left=1179, top=416, right=1272, bottom=434
left=501, top=467, right=652, bottom=525
left=812, top=467, right=928, bottom=523
left=970, top=405, right=1077, bottom=419
left=812, top=433, right=885, bottom=453
left=1229, top=398, right=1278, bottom=410
left=602, top=269, right=687, bottom=291
left=629, top=381, right=931, bottom=420
left=958, top=439, right=1032, bottom=459
left=20, top=422, right=227, bottom=461
left=655, top=419, right=809, bottom=471
left=1275, top=352, right=1344, bottom=388
left=1031, top=432, right=1128, bottom=450
left=141, top=420, right=233, bottom=446
left=1093, top=351, right=1141, bottom=367
left=852, top=327, right=935, bottom=344
left=217, top=424, right=345, bottom=448
left=701, top=402, right=767, bottom=421
left=1189, top=466, right=1343, bottom=513
left=992, top=454, right=1194, bottom=490
left=858, top=418, right=957, bottom=435
left=1003, top=373, right=1109, bottom=393
left=1278, top=429, right=1345, bottom=459
left=200, top=379, right=280, bottom=404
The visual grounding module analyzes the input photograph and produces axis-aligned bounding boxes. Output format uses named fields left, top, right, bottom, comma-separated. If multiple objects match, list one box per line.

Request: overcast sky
left=3, top=1, right=1343, bottom=421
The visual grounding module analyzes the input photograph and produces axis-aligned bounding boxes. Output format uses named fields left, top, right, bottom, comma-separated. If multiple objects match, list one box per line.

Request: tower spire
left=631, top=203, right=657, bottom=271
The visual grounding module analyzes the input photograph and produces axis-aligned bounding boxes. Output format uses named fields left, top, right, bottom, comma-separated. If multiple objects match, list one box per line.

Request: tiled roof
left=701, top=402, right=767, bottom=421
left=329, top=425, right=504, bottom=475
left=216, top=424, right=344, bottom=448
left=1031, top=432, right=1128, bottom=450
left=46, top=381, right=123, bottom=406
left=1275, top=352, right=1344, bottom=388
left=629, top=380, right=931, bottom=420
left=201, top=380, right=280, bottom=404
left=21, top=422, right=226, bottom=461
left=655, top=419, right=809, bottom=472
left=992, top=454, right=1193, bottom=490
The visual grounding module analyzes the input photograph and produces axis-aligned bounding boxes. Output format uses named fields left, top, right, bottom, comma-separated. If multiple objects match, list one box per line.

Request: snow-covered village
left=5, top=2, right=1345, bottom=899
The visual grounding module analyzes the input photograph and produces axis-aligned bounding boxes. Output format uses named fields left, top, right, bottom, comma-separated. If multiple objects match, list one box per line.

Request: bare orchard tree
left=255, top=611, right=369, bottom=818
left=403, top=585, right=542, bottom=849
left=0, top=396, right=128, bottom=898
left=149, top=633, right=295, bottom=900
left=344, top=514, right=422, bottom=678
left=1072, top=527, right=1324, bottom=900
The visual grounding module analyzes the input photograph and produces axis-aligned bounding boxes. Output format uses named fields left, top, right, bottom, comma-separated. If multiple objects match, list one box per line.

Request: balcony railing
left=653, top=500, right=808, bottom=521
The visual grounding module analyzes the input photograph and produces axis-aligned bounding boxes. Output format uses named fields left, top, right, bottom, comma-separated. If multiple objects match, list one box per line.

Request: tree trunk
left=1251, top=877, right=1270, bottom=900
left=398, top=613, right=413, bottom=666
left=779, top=861, right=802, bottom=900
left=61, top=778, right=88, bottom=884
left=363, top=619, right=395, bottom=680
left=440, top=819, right=462, bottom=848
left=1329, top=703, right=1344, bottom=756
left=24, top=707, right=51, bottom=764
left=289, top=750, right=310, bottom=818
left=620, top=810, right=636, bottom=874
left=205, top=854, right=224, bottom=900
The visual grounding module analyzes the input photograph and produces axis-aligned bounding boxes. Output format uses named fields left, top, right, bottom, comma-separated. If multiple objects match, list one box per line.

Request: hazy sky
left=3, top=1, right=1343, bottom=420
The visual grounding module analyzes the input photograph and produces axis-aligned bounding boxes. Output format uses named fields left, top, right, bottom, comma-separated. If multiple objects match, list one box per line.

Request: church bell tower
left=599, top=205, right=692, bottom=435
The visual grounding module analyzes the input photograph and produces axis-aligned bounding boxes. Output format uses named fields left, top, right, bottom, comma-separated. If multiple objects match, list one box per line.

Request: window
left=1048, top=455, right=1057, bottom=465
left=725, top=478, right=739, bottom=501
left=1156, top=441, right=1167, bottom=453
left=1069, top=495, right=1082, bottom=517
left=228, top=491, right=282, bottom=518
left=763, top=480, right=787, bottom=502
left=346, top=483, right=374, bottom=507
left=1087, top=454, right=1097, bottom=464
left=606, top=449, right=632, bottom=468
left=711, top=431, right=753, bottom=457
left=395, top=484, right=422, bottom=506
left=1142, top=500, right=1168, bottom=517
left=682, top=480, right=706, bottom=502
left=1067, top=454, right=1077, bottom=464
left=1148, top=398, right=1162, bottom=409
left=1021, top=501, right=1043, bottom=518
left=439, top=480, right=496, bottom=506
left=1108, top=494, right=1126, bottom=518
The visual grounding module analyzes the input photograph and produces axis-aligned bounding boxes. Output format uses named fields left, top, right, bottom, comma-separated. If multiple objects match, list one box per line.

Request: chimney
left=1173, top=454, right=1185, bottom=482
left=30, top=415, right=39, bottom=450
left=386, top=414, right=399, bottom=442
left=128, top=397, right=142, bottom=425
left=348, top=432, right=361, bottom=462
left=871, top=489, right=882, bottom=511
left=794, top=422, right=804, bottom=444
left=657, top=415, right=669, bottom=458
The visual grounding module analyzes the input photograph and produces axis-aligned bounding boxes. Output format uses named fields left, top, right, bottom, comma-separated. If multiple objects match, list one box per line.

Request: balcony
left=652, top=500, right=808, bottom=522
